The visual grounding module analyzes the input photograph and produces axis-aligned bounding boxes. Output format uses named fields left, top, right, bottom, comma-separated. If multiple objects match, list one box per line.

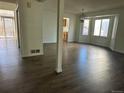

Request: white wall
left=76, top=7, right=124, bottom=53
left=19, top=0, right=44, bottom=57
left=42, top=10, right=57, bottom=43
left=42, top=9, right=77, bottom=43
left=110, top=15, right=119, bottom=50
left=77, top=16, right=115, bottom=48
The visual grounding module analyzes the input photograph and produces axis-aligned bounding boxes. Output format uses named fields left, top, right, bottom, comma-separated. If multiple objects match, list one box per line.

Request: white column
left=56, top=0, right=64, bottom=73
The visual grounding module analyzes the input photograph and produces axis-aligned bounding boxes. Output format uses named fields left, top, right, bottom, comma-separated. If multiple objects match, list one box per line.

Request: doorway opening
left=0, top=9, right=18, bottom=51
left=63, top=17, right=70, bottom=42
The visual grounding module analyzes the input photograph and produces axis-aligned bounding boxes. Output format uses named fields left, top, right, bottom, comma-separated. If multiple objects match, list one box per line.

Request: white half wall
left=19, top=0, right=44, bottom=57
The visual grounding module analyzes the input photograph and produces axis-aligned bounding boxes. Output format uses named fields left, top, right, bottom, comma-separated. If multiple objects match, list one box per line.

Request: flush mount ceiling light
left=27, top=0, right=46, bottom=8
left=80, top=9, right=85, bottom=23
left=36, top=0, right=46, bottom=2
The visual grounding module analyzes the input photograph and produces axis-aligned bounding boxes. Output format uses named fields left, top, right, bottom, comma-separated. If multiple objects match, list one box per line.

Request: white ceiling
left=1, top=0, right=124, bottom=14
left=44, top=0, right=124, bottom=14
left=0, top=0, right=16, bottom=3
left=0, top=1, right=17, bottom=10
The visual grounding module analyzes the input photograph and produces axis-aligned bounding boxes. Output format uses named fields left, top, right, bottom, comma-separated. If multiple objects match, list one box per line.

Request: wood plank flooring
left=0, top=43, right=124, bottom=93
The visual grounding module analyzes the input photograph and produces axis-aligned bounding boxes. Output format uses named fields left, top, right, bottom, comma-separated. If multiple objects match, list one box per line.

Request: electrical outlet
left=36, top=49, right=40, bottom=53
left=31, top=50, right=35, bottom=54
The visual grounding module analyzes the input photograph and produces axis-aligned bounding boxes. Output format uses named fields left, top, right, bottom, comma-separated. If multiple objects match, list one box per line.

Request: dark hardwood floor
left=0, top=42, right=124, bottom=93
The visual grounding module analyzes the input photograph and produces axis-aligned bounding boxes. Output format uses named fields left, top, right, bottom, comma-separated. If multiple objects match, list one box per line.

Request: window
left=100, top=19, right=110, bottom=37
left=94, top=19, right=110, bottom=37
left=82, top=19, right=90, bottom=35
left=94, top=20, right=101, bottom=36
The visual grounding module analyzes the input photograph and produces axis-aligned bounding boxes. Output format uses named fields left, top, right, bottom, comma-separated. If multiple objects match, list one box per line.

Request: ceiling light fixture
left=36, top=0, right=46, bottom=2
left=80, top=9, right=85, bottom=23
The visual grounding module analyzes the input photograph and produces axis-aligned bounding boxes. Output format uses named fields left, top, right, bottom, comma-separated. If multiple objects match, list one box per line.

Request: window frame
left=93, top=19, right=102, bottom=36
left=81, top=19, right=90, bottom=36
left=93, top=18, right=110, bottom=37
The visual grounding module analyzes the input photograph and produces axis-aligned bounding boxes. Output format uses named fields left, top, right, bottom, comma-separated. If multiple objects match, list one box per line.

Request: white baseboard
left=43, top=41, right=56, bottom=43
left=77, top=42, right=124, bottom=54
left=113, top=49, right=124, bottom=54
left=22, top=53, right=44, bottom=58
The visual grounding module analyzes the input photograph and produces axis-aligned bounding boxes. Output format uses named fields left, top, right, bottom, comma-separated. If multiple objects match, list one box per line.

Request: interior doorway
left=63, top=17, right=70, bottom=42
left=0, top=9, right=18, bottom=50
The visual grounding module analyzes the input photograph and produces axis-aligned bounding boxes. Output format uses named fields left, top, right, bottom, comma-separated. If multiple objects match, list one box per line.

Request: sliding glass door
left=0, top=17, right=16, bottom=39
left=0, top=16, right=17, bottom=49
left=0, top=17, right=4, bottom=38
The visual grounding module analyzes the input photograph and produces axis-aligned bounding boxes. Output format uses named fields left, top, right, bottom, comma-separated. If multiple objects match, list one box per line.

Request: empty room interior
left=0, top=0, right=124, bottom=93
